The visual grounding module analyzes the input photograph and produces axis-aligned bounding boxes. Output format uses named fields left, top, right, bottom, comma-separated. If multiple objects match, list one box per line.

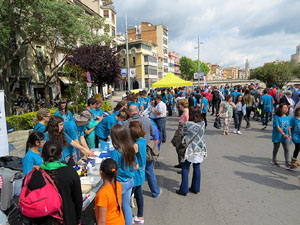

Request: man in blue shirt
left=260, top=89, right=274, bottom=129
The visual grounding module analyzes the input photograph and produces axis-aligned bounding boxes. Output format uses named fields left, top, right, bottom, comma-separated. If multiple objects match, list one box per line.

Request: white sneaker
left=233, top=129, right=237, bottom=134
left=133, top=216, right=144, bottom=224
left=237, top=130, right=242, bottom=135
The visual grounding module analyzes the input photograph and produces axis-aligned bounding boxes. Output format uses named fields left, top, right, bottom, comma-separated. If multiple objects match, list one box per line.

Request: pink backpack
left=19, top=169, right=63, bottom=222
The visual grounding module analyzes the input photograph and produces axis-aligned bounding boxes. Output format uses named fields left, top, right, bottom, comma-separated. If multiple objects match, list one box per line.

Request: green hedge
left=6, top=101, right=112, bottom=131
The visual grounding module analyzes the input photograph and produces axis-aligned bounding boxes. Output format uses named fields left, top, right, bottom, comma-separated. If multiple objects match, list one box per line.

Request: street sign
left=194, top=72, right=205, bottom=79
left=87, top=72, right=91, bottom=83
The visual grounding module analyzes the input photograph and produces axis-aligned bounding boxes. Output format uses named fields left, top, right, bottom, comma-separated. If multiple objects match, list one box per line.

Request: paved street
left=140, top=115, right=300, bottom=225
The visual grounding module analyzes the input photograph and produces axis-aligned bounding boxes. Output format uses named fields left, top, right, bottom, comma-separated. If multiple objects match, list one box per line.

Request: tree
left=291, top=62, right=300, bottom=78
left=0, top=0, right=111, bottom=114
left=179, top=56, right=210, bottom=80
left=67, top=45, right=121, bottom=89
left=250, top=61, right=295, bottom=88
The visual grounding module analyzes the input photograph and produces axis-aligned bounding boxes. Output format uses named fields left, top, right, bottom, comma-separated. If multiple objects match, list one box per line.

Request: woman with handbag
left=176, top=107, right=207, bottom=196
left=218, top=95, right=236, bottom=135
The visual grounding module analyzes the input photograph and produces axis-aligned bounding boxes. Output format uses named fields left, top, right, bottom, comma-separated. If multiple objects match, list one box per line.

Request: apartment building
left=168, top=52, right=181, bottom=77
left=117, top=40, right=158, bottom=90
left=128, top=22, right=169, bottom=79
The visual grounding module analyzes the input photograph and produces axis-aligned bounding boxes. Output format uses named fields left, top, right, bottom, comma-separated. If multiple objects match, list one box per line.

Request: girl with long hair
left=110, top=124, right=136, bottom=225
left=234, top=95, right=246, bottom=135
left=22, top=131, right=45, bottom=175
left=95, top=158, right=125, bottom=225
left=25, top=140, right=82, bottom=225
left=47, top=115, right=92, bottom=165
left=129, top=121, right=147, bottom=224
left=54, top=99, right=73, bottom=122
left=271, top=103, right=292, bottom=168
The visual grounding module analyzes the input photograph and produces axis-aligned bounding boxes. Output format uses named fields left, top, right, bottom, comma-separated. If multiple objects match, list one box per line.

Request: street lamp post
left=125, top=14, right=131, bottom=91
left=196, top=36, right=203, bottom=87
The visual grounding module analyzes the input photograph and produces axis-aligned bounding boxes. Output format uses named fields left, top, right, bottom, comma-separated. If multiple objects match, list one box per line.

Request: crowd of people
left=19, top=83, right=300, bottom=224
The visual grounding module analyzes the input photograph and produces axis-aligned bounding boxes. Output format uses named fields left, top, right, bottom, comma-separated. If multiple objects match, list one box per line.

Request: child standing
left=129, top=121, right=147, bottom=224
left=95, top=158, right=125, bottom=225
left=22, top=131, right=45, bottom=175
left=271, top=104, right=292, bottom=168
left=110, top=124, right=136, bottom=225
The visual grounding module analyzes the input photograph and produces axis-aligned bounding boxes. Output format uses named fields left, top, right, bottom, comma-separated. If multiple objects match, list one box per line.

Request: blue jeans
left=132, top=185, right=143, bottom=217
left=154, top=117, right=167, bottom=142
left=179, top=160, right=201, bottom=194
left=261, top=111, right=271, bottom=126
left=120, top=178, right=134, bottom=225
left=145, top=161, right=160, bottom=197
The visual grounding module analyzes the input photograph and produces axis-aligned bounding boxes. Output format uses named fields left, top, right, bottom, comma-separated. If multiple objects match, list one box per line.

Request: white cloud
left=114, top=0, right=300, bottom=68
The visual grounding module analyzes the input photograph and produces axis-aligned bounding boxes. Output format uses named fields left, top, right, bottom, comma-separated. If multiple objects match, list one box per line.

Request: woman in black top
left=25, top=140, right=82, bottom=225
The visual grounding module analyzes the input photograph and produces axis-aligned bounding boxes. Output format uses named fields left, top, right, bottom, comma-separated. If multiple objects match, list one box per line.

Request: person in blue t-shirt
left=33, top=108, right=51, bottom=134
left=201, top=94, right=208, bottom=127
left=95, top=110, right=127, bottom=142
left=224, top=87, right=229, bottom=97
left=110, top=124, right=137, bottom=225
left=271, top=104, right=292, bottom=168
left=167, top=89, right=174, bottom=116
left=64, top=110, right=94, bottom=162
left=260, top=89, right=274, bottom=129
left=46, top=115, right=88, bottom=166
left=54, top=99, right=73, bottom=122
left=129, top=121, right=147, bottom=224
left=290, top=107, right=300, bottom=169
left=128, top=95, right=143, bottom=111
left=22, top=131, right=45, bottom=175
left=231, top=87, right=242, bottom=102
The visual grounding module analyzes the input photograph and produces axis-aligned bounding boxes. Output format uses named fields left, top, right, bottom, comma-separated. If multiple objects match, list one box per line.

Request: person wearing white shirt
left=152, top=96, right=167, bottom=143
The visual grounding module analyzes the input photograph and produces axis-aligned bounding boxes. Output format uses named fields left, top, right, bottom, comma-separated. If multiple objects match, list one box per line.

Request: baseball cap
left=272, top=85, right=277, bottom=88
left=75, top=109, right=92, bottom=122
left=122, top=94, right=127, bottom=98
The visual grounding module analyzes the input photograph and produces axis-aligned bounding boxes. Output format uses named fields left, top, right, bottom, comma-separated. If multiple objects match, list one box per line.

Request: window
left=123, top=58, right=125, bottom=66
left=36, top=46, right=43, bottom=60
left=133, top=56, right=136, bottom=66
left=163, top=38, right=168, bottom=45
left=37, top=65, right=44, bottom=81
left=144, top=56, right=148, bottom=62
left=163, top=48, right=168, bottom=54
left=145, top=66, right=157, bottom=75
left=164, top=58, right=168, bottom=63
left=163, top=30, right=168, bottom=37
left=104, top=10, right=109, bottom=18
left=141, top=44, right=151, bottom=51
left=164, top=67, right=168, bottom=73
left=144, top=56, right=157, bottom=63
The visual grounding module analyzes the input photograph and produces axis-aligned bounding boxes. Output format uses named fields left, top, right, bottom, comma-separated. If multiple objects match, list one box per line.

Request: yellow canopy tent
left=152, top=72, right=193, bottom=88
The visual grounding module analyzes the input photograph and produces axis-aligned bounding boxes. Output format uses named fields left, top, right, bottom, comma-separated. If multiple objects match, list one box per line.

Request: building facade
left=168, top=52, right=180, bottom=77
left=117, top=40, right=158, bottom=90
left=128, top=22, right=169, bottom=79
left=291, top=43, right=300, bottom=63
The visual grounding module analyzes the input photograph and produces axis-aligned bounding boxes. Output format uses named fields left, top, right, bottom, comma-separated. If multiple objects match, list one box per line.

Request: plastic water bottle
left=103, top=145, right=108, bottom=152
left=86, top=162, right=92, bottom=173
left=107, top=139, right=114, bottom=151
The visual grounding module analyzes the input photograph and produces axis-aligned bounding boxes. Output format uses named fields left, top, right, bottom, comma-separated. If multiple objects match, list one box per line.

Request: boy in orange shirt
left=95, top=159, right=125, bottom=225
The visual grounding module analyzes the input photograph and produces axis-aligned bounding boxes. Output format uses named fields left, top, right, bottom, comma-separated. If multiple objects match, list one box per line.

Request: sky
left=114, top=0, right=300, bottom=69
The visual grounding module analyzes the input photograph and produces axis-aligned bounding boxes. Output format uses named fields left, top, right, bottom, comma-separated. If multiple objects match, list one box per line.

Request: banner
left=0, top=91, right=9, bottom=157
left=121, top=68, right=127, bottom=77
left=130, top=68, right=136, bottom=77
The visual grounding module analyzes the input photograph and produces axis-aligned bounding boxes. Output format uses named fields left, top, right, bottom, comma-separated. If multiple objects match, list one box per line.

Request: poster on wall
left=130, top=68, right=136, bottom=77
left=0, top=91, right=9, bottom=157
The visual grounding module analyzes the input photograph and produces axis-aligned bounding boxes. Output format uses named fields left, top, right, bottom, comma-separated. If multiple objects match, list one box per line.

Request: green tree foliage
left=179, top=56, right=210, bottom=80
left=0, top=0, right=111, bottom=114
left=250, top=61, right=296, bottom=88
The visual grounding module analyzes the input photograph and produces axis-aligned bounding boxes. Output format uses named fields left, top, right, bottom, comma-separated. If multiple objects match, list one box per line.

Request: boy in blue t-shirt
left=260, top=89, right=274, bottom=129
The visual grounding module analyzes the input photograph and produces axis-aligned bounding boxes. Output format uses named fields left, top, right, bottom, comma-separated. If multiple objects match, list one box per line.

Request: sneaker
left=233, top=129, right=237, bottom=134
left=287, top=164, right=297, bottom=171
left=270, top=160, right=280, bottom=167
left=133, top=216, right=144, bottom=224
left=261, top=125, right=267, bottom=130
left=153, top=188, right=163, bottom=198
left=237, top=130, right=242, bottom=135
